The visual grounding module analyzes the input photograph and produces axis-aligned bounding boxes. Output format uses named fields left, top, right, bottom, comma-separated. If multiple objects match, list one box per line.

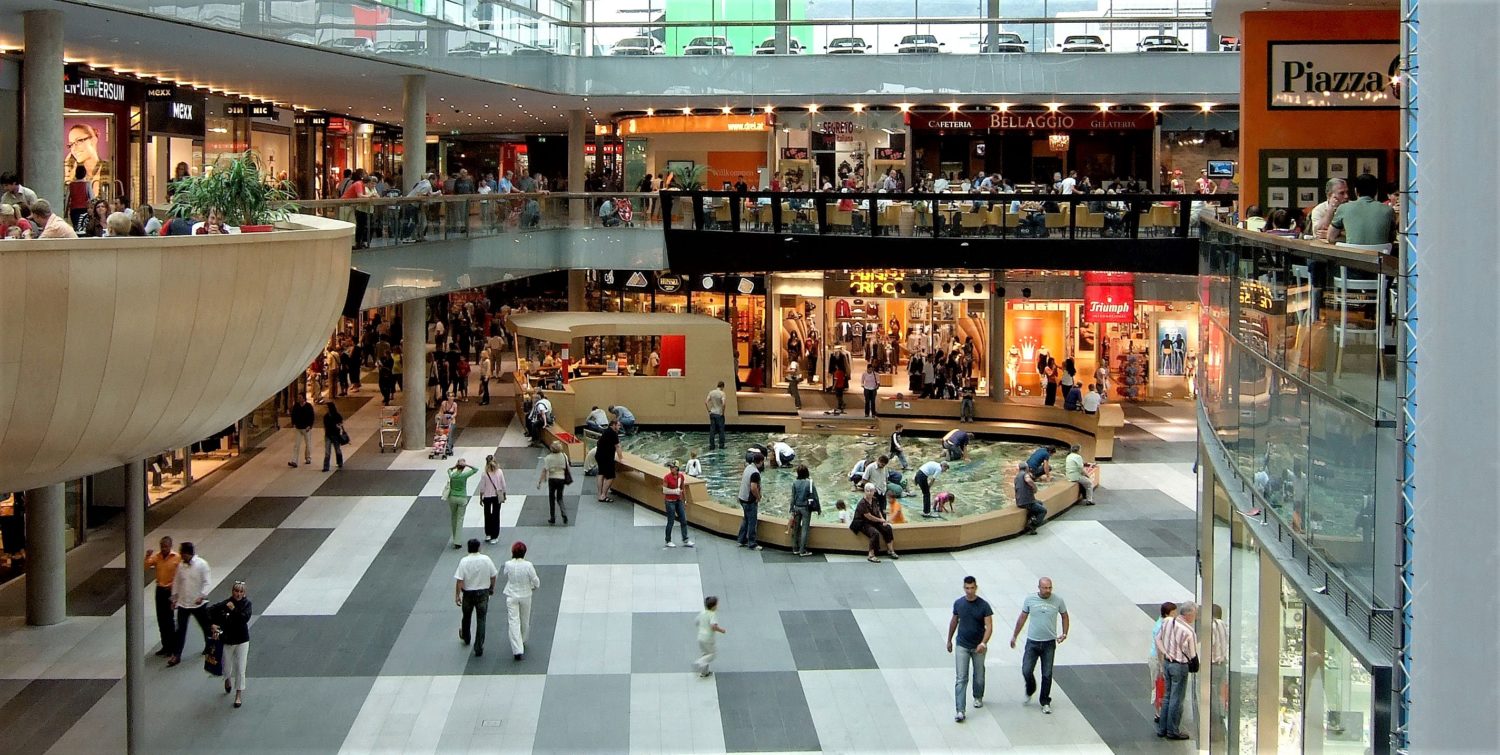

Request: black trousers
left=173, top=604, right=211, bottom=656
left=916, top=471, right=933, bottom=514
left=481, top=496, right=502, bottom=540
left=154, top=585, right=175, bottom=650
left=460, top=590, right=490, bottom=653
left=547, top=479, right=567, bottom=522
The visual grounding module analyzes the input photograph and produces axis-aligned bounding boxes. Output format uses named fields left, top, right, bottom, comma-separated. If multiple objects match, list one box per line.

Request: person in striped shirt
left=1154, top=600, right=1199, bottom=741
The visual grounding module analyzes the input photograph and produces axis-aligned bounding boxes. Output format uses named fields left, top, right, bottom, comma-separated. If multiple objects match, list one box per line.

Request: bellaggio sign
left=905, top=111, right=1156, bottom=131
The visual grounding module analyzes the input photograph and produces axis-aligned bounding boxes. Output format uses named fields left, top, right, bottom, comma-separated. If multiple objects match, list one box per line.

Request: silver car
left=1058, top=35, right=1109, bottom=53
left=1137, top=35, right=1188, bottom=52
left=978, top=33, right=1027, bottom=53
left=754, top=37, right=803, bottom=55
left=825, top=37, right=871, bottom=54
left=612, top=36, right=663, bottom=56
left=684, top=36, right=733, bottom=56
left=896, top=34, right=944, bottom=54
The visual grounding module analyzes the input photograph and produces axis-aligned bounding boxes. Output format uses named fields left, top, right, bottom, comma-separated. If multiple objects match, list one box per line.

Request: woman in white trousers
left=503, top=541, right=541, bottom=661
left=210, top=581, right=253, bottom=708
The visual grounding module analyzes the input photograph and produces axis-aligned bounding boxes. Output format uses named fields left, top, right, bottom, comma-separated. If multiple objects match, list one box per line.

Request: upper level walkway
left=662, top=190, right=1234, bottom=275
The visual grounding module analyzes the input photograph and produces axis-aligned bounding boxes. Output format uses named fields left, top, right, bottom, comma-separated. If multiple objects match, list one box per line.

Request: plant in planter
left=676, top=164, right=712, bottom=191
left=167, top=150, right=297, bottom=232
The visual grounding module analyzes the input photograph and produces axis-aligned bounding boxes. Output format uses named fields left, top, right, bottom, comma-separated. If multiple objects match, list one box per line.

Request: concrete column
left=402, top=75, right=427, bottom=192
left=22, top=10, right=65, bottom=204
left=1152, top=124, right=1163, bottom=193
left=984, top=0, right=1000, bottom=53
left=24, top=483, right=66, bottom=626
left=401, top=297, right=427, bottom=450
left=989, top=282, right=1005, bottom=402
left=568, top=270, right=587, bottom=312
left=774, top=0, right=790, bottom=54
left=124, top=461, right=145, bottom=755
left=568, top=110, right=587, bottom=226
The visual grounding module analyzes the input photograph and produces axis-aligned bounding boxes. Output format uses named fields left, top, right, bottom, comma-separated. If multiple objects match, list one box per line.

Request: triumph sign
left=1083, top=272, right=1135, bottom=323
left=1268, top=41, right=1400, bottom=109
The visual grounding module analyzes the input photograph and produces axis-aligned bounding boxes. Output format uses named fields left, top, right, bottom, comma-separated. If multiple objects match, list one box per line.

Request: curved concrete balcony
left=0, top=214, right=352, bottom=491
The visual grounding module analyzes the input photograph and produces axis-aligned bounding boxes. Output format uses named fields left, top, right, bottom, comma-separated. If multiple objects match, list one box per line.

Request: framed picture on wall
left=1297, top=187, right=1318, bottom=207
left=1327, top=157, right=1349, bottom=180
left=1267, top=157, right=1290, bottom=179
left=1267, top=186, right=1290, bottom=208
left=1297, top=157, right=1319, bottom=179
left=1356, top=157, right=1380, bottom=178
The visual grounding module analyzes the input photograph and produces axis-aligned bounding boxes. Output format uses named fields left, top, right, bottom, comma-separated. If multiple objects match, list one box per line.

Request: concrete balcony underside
left=354, top=226, right=666, bottom=308
left=0, top=215, right=352, bottom=492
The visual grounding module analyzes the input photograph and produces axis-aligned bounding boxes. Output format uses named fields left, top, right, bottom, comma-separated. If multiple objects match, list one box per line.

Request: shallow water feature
left=620, top=430, right=1042, bottom=523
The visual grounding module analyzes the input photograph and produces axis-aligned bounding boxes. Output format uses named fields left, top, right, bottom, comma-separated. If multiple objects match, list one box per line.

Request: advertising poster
left=1008, top=310, right=1066, bottom=394
left=64, top=114, right=114, bottom=201
left=1157, top=320, right=1190, bottom=377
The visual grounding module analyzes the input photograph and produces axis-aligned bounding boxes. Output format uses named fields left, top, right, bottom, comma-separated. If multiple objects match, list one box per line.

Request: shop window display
left=1278, top=576, right=1306, bottom=751
left=1305, top=613, right=1377, bottom=753
left=1209, top=478, right=1234, bottom=747
left=1230, top=534, right=1261, bottom=753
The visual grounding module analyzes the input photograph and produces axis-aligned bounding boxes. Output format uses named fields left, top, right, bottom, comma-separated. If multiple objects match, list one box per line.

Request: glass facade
left=1197, top=219, right=1394, bottom=755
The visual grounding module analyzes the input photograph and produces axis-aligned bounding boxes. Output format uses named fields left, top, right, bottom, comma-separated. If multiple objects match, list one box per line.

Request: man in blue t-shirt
left=1026, top=446, right=1056, bottom=480
left=942, top=428, right=971, bottom=461
left=947, top=576, right=994, bottom=722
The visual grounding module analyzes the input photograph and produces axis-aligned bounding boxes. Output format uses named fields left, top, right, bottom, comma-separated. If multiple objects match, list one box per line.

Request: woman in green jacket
left=447, top=459, right=479, bottom=548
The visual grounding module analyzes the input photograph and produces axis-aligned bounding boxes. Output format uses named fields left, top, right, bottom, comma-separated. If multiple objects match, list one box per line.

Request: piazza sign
left=1268, top=41, right=1400, bottom=109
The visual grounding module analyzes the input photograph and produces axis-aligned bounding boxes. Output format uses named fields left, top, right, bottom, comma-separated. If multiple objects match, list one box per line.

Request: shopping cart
left=378, top=407, right=402, bottom=452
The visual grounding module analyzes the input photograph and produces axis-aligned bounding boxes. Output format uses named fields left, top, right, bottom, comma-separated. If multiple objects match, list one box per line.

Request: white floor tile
left=801, top=669, right=919, bottom=753
left=545, top=612, right=632, bottom=675
left=264, top=496, right=417, bottom=615
left=339, top=675, right=463, bottom=755
left=630, top=673, right=727, bottom=754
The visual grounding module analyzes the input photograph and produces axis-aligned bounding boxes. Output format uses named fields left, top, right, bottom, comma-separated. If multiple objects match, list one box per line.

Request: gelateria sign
left=1268, top=41, right=1400, bottom=109
left=905, top=111, right=1155, bottom=131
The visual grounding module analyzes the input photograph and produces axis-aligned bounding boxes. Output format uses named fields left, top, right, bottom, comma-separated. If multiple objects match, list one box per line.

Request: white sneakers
left=665, top=541, right=695, bottom=548
left=1042, top=704, right=1052, bottom=714
left=665, top=542, right=676, bottom=548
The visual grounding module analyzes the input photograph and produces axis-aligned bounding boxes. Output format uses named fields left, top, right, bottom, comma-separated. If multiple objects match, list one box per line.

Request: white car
left=825, top=37, right=871, bottom=54
left=1057, top=35, right=1109, bottom=53
left=896, top=34, right=944, bottom=54
left=978, top=33, right=1027, bottom=53
left=612, top=36, right=663, bottom=56
left=684, top=36, right=733, bottom=56
left=374, top=41, right=426, bottom=56
left=326, top=37, right=374, bottom=54
left=1137, top=35, right=1188, bottom=52
left=754, top=37, right=804, bottom=55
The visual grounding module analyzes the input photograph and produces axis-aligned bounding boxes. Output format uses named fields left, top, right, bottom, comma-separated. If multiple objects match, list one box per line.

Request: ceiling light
left=1046, top=102, right=1062, bottom=112
left=897, top=102, right=912, bottom=112
left=807, top=104, right=818, bottom=113
left=764, top=105, right=774, bottom=114
left=948, top=102, right=962, bottom=112
left=439, top=97, right=445, bottom=101
left=1199, top=101, right=1215, bottom=112
left=851, top=103, right=864, bottom=113
left=996, top=102, right=1012, bottom=112
left=1097, top=102, right=1113, bottom=112
left=682, top=107, right=692, bottom=115
left=1146, top=101, right=1165, bottom=112
left=722, top=106, right=732, bottom=115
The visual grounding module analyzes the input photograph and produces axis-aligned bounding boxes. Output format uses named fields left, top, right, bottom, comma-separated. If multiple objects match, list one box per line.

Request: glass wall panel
left=1229, top=530, right=1260, bottom=753
left=1306, top=393, right=1379, bottom=597
left=1277, top=576, right=1306, bottom=751
left=1209, top=476, right=1233, bottom=747
left=1305, top=612, right=1377, bottom=754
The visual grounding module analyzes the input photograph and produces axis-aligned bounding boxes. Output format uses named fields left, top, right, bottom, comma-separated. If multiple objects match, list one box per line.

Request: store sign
left=623, top=113, right=773, bottom=135
left=145, top=90, right=207, bottom=137
left=225, top=103, right=278, bottom=118
left=1083, top=272, right=1135, bottom=323
left=295, top=114, right=329, bottom=127
left=583, top=143, right=621, bottom=155
left=904, top=111, right=1156, bottom=131
left=1237, top=280, right=1284, bottom=314
left=850, top=270, right=906, bottom=296
left=63, top=67, right=127, bottom=102
left=781, top=147, right=809, bottom=160
left=144, top=86, right=175, bottom=102
left=657, top=274, right=684, bottom=293
left=874, top=148, right=904, bottom=161
left=1268, top=41, right=1400, bottom=109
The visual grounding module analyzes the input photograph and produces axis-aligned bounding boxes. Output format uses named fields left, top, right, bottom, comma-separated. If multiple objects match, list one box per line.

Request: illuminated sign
left=225, top=103, right=278, bottom=118
left=1236, top=279, right=1284, bottom=314
left=1083, top=271, right=1135, bottom=323
left=849, top=270, right=906, bottom=296
left=1268, top=41, right=1400, bottom=109
left=905, top=111, right=1156, bottom=131
left=64, top=72, right=127, bottom=102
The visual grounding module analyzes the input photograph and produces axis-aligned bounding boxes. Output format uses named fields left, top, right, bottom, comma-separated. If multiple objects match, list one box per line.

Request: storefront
left=1160, top=111, right=1241, bottom=193
left=142, top=84, right=206, bottom=205
left=583, top=271, right=766, bottom=384
left=1002, top=273, right=1197, bottom=401
left=907, top=109, right=1156, bottom=187
left=773, top=110, right=909, bottom=190
left=618, top=113, right=774, bottom=190
left=64, top=65, right=134, bottom=204
left=295, top=113, right=328, bottom=198
left=205, top=99, right=298, bottom=187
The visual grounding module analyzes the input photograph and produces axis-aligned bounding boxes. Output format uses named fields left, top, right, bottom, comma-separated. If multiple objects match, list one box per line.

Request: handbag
left=203, top=636, right=224, bottom=677
left=337, top=424, right=350, bottom=445
left=562, top=461, right=574, bottom=486
left=806, top=482, right=822, bottom=514
left=1187, top=656, right=1201, bottom=674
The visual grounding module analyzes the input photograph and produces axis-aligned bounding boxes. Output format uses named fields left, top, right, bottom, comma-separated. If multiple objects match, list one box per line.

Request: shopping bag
left=203, top=637, right=224, bottom=677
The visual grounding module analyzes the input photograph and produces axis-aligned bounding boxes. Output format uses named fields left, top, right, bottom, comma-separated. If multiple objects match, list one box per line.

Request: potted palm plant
left=167, top=150, right=296, bottom=232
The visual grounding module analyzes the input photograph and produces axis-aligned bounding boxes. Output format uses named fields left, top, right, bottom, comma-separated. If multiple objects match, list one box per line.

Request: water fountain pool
left=620, top=430, right=1043, bottom=522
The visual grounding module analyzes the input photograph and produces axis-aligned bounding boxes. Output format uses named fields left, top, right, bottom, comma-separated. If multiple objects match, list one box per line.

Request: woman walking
left=536, top=441, right=570, bottom=524
left=790, top=465, right=820, bottom=557
left=209, top=581, right=253, bottom=709
left=321, top=403, right=346, bottom=471
left=446, top=459, right=479, bottom=549
left=478, top=456, right=507, bottom=543
left=503, top=541, right=541, bottom=661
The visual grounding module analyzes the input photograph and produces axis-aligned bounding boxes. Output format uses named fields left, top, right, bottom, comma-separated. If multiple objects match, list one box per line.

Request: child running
left=693, top=595, right=727, bottom=677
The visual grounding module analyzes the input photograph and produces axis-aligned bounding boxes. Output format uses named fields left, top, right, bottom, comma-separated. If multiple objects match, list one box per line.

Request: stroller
left=614, top=197, right=634, bottom=227
left=429, top=405, right=456, bottom=458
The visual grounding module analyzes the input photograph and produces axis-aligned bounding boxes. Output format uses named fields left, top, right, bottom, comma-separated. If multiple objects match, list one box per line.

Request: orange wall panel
left=705, top=151, right=767, bottom=189
left=1238, top=10, right=1400, bottom=210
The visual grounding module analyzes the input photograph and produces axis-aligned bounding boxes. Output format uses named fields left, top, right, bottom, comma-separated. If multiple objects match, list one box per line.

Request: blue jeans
left=1021, top=639, right=1056, bottom=705
left=891, top=449, right=908, bottom=469
left=1157, top=660, right=1190, bottom=736
left=708, top=413, right=726, bottom=449
left=665, top=500, right=690, bottom=543
left=955, top=644, right=986, bottom=713
left=736, top=500, right=759, bottom=546
left=322, top=435, right=343, bottom=470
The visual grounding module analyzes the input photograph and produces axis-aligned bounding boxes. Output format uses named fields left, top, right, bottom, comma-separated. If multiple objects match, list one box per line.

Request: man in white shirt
left=1310, top=177, right=1348, bottom=240
left=454, top=539, right=499, bottom=657
left=1081, top=384, right=1102, bottom=414
left=861, top=455, right=890, bottom=515
left=168, top=541, right=212, bottom=666
left=1059, top=170, right=1078, bottom=195
left=915, top=460, right=950, bottom=518
left=0, top=174, right=38, bottom=210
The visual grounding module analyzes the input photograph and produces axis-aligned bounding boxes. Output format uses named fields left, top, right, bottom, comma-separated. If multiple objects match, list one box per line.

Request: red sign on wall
left=1083, top=272, right=1135, bottom=322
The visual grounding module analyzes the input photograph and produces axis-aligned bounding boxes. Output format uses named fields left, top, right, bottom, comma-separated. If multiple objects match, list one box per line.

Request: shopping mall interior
left=0, top=0, right=1493, bottom=752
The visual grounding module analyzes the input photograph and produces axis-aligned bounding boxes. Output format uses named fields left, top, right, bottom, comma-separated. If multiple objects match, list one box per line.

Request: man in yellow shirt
left=144, top=536, right=180, bottom=656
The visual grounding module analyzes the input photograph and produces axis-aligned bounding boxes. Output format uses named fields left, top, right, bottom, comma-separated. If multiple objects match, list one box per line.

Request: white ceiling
left=1210, top=0, right=1397, bottom=34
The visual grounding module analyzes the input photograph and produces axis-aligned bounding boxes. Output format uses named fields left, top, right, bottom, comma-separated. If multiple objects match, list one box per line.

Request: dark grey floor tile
left=218, top=496, right=308, bottom=529
left=216, top=528, right=334, bottom=608
left=491, top=446, right=546, bottom=469
left=780, top=610, right=878, bottom=671
left=1052, top=664, right=1195, bottom=752
left=631, top=612, right=700, bottom=673
left=66, top=568, right=129, bottom=616
left=461, top=564, right=564, bottom=675
left=0, top=678, right=117, bottom=755
left=516, top=495, right=579, bottom=526
left=312, top=469, right=433, bottom=496
left=715, top=671, right=821, bottom=753
left=759, top=548, right=826, bottom=563
left=532, top=674, right=631, bottom=754
left=466, top=409, right=516, bottom=428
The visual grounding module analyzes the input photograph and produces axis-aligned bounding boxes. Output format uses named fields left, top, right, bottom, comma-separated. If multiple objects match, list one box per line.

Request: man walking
left=889, top=423, right=909, bottom=469
left=916, top=460, right=949, bottom=518
left=1155, top=601, right=1198, bottom=740
left=861, top=363, right=881, bottom=418
left=454, top=538, right=499, bottom=657
left=736, top=452, right=764, bottom=550
left=168, top=542, right=212, bottom=667
left=1009, top=577, right=1069, bottom=714
left=947, top=576, right=995, bottom=722
left=144, top=536, right=180, bottom=656
left=706, top=381, right=727, bottom=450
left=288, top=392, right=315, bottom=467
